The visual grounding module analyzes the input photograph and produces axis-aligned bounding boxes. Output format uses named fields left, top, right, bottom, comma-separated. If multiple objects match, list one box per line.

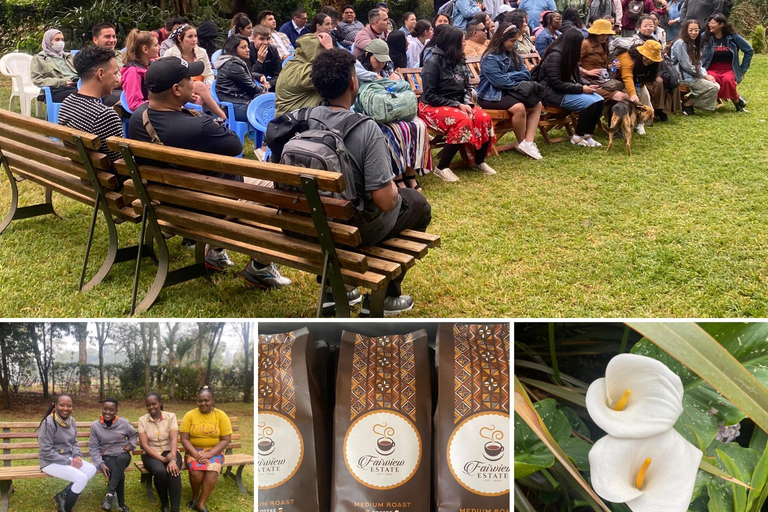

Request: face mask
left=52, top=41, right=66, bottom=52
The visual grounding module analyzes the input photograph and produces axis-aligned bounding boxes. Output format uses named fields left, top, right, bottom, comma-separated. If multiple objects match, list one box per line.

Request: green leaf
left=514, top=398, right=573, bottom=478
left=746, top=433, right=768, bottom=511
left=629, top=322, right=768, bottom=447
left=559, top=437, right=592, bottom=471
left=560, top=405, right=591, bottom=438
left=717, top=449, right=747, bottom=512
left=517, top=376, right=587, bottom=407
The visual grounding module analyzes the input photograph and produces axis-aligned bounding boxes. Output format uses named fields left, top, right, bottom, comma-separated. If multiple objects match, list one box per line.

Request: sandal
left=403, top=175, right=423, bottom=193
left=570, top=135, right=591, bottom=147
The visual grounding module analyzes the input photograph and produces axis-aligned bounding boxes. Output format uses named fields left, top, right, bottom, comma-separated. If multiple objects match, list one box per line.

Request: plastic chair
left=211, top=49, right=222, bottom=64
left=0, top=52, right=40, bottom=117
left=282, top=54, right=294, bottom=68
left=119, top=90, right=133, bottom=135
left=210, top=80, right=249, bottom=157
left=70, top=49, right=79, bottom=56
left=246, top=92, right=276, bottom=161
left=40, top=86, right=62, bottom=124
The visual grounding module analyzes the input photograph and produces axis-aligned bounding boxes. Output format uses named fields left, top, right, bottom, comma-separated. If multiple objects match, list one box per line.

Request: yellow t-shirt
left=180, top=408, right=233, bottom=449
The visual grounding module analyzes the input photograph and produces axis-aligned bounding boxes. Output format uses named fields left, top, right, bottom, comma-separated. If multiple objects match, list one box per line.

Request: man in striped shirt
left=58, top=45, right=123, bottom=168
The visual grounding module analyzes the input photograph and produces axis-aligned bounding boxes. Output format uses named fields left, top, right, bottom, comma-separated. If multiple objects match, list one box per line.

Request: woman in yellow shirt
left=138, top=392, right=181, bottom=512
left=180, top=386, right=232, bottom=512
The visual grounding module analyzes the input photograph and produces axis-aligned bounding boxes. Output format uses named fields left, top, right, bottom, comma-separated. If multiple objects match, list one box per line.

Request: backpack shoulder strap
left=142, top=109, right=164, bottom=145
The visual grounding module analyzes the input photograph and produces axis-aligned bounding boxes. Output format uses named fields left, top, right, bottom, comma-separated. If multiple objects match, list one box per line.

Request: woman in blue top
left=701, top=13, right=752, bottom=112
left=478, top=23, right=543, bottom=160
left=535, top=11, right=563, bottom=55
left=662, top=0, right=682, bottom=41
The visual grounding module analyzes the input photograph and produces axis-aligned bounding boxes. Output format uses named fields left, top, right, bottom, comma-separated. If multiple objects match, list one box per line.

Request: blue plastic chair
left=211, top=49, right=223, bottom=64
left=184, top=102, right=203, bottom=112
left=70, top=49, right=79, bottom=56
left=119, top=90, right=133, bottom=135
left=246, top=93, right=276, bottom=161
left=282, top=54, right=294, bottom=68
left=40, top=86, right=62, bottom=124
left=210, top=80, right=249, bottom=157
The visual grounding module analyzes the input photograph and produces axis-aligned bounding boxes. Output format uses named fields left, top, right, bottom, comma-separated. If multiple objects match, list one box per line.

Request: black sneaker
left=738, top=96, right=747, bottom=109
left=118, top=506, right=130, bottom=512
left=102, top=493, right=114, bottom=511
left=322, top=285, right=363, bottom=315
left=657, top=111, right=669, bottom=122
left=186, top=501, right=196, bottom=510
left=360, top=294, right=414, bottom=316
left=682, top=105, right=695, bottom=116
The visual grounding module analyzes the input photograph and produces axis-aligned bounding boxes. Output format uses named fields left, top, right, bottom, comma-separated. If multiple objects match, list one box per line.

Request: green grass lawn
left=0, top=399, right=253, bottom=512
left=1, top=57, right=767, bottom=318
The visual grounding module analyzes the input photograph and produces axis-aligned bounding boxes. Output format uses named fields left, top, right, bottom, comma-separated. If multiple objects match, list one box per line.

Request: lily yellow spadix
left=585, top=353, right=684, bottom=438
left=589, top=429, right=702, bottom=512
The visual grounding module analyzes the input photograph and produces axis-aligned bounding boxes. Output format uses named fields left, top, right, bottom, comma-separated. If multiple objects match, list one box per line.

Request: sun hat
left=587, top=19, right=615, bottom=35
left=365, top=39, right=391, bottom=62
left=636, top=39, right=663, bottom=62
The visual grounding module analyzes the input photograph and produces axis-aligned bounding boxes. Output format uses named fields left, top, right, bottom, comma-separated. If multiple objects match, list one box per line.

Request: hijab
left=42, top=29, right=64, bottom=58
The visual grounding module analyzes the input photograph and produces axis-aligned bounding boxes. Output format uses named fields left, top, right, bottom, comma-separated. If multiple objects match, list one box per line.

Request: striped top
left=58, top=92, right=123, bottom=164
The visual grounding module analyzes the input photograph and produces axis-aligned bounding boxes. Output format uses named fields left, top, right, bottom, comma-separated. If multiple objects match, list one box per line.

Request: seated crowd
left=27, top=1, right=752, bottom=314
left=38, top=388, right=232, bottom=512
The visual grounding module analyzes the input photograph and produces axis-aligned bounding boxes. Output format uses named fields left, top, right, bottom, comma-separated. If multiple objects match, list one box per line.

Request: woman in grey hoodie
left=89, top=398, right=138, bottom=512
left=38, top=394, right=97, bottom=512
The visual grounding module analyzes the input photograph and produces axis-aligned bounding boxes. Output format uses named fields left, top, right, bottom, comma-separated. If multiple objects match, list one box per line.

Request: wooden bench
left=0, top=109, right=153, bottom=294
left=106, top=137, right=440, bottom=317
left=0, top=417, right=251, bottom=512
left=519, top=52, right=577, bottom=144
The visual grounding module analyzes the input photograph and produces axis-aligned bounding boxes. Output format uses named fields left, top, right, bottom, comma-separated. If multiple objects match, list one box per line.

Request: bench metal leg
left=0, top=154, right=57, bottom=234
left=368, top=288, right=386, bottom=318
left=0, top=480, right=10, bottom=512
left=222, top=465, right=250, bottom=496
left=142, top=473, right=157, bottom=505
left=316, top=252, right=350, bottom=318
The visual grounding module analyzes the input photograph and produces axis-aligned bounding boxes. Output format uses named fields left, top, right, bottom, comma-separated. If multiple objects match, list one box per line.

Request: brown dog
left=604, top=101, right=655, bottom=155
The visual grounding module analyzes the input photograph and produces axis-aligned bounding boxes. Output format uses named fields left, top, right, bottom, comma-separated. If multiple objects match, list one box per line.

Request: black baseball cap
left=145, top=57, right=205, bottom=93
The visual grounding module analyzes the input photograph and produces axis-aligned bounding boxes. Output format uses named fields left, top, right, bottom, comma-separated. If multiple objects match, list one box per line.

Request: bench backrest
left=0, top=109, right=135, bottom=219
left=0, top=417, right=243, bottom=464
left=466, top=56, right=481, bottom=86
left=106, top=137, right=368, bottom=268
left=520, top=52, right=541, bottom=72
left=397, top=68, right=424, bottom=97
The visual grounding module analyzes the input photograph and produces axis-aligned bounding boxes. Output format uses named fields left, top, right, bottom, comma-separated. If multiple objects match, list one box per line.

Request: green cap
left=365, top=39, right=391, bottom=62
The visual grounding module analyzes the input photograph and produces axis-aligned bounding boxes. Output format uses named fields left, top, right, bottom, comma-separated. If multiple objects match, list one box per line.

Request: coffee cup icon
left=258, top=438, right=275, bottom=456
left=483, top=441, right=504, bottom=461
left=376, top=437, right=396, bottom=456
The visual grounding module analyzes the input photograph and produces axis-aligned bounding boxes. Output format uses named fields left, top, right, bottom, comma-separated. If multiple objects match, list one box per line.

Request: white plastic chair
left=0, top=52, right=40, bottom=117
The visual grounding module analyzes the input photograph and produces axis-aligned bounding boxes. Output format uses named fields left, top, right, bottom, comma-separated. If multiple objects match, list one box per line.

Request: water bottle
left=610, top=59, right=619, bottom=74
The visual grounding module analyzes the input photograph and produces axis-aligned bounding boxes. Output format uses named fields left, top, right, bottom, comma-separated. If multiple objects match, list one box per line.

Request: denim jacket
left=477, top=52, right=532, bottom=102
left=670, top=40, right=707, bottom=81
left=701, top=32, right=753, bottom=83
left=452, top=0, right=482, bottom=30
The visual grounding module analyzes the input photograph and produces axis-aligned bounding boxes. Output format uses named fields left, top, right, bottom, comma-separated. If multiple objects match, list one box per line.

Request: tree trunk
left=141, top=324, right=155, bottom=397
left=0, top=327, right=11, bottom=409
left=241, top=323, right=253, bottom=403
left=95, top=323, right=110, bottom=402
left=76, top=324, right=89, bottom=396
left=31, top=324, right=50, bottom=399
left=205, top=324, right=225, bottom=385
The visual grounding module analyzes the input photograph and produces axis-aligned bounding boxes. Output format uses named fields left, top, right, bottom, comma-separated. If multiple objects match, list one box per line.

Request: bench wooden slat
left=106, top=137, right=346, bottom=193
left=0, top=108, right=102, bottom=151
left=357, top=246, right=416, bottom=269
left=149, top=204, right=370, bottom=274
left=398, top=229, right=441, bottom=248
left=134, top=453, right=253, bottom=474
left=0, top=135, right=118, bottom=189
left=379, top=237, right=428, bottom=258
left=10, top=167, right=95, bottom=206
left=0, top=418, right=239, bottom=429
left=124, top=182, right=363, bottom=248
left=115, top=161, right=356, bottom=221
left=0, top=123, right=110, bottom=170
left=160, top=222, right=389, bottom=291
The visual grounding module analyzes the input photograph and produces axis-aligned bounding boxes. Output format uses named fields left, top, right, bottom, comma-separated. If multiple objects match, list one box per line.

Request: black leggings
left=574, top=100, right=604, bottom=136
left=142, top=452, right=183, bottom=512
left=437, top=140, right=492, bottom=169
left=103, top=452, right=132, bottom=507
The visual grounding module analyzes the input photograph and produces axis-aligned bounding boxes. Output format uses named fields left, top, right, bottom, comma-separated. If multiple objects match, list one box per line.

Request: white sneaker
left=516, top=140, right=543, bottom=160
left=471, top=162, right=497, bottom=175
left=583, top=135, right=602, bottom=147
left=433, top=166, right=460, bottom=182
left=635, top=123, right=646, bottom=135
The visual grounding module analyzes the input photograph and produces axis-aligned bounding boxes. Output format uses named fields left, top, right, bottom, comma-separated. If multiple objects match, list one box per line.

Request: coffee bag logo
left=344, top=411, right=421, bottom=490
left=447, top=412, right=510, bottom=496
left=257, top=413, right=304, bottom=490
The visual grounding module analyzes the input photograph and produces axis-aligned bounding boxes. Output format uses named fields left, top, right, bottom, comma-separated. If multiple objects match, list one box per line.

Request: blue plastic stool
left=247, top=93, right=276, bottom=162
left=119, top=90, right=134, bottom=135
left=210, top=80, right=249, bottom=157
left=40, top=86, right=62, bottom=124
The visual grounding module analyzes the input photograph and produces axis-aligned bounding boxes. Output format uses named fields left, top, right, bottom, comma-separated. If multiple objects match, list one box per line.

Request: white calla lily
left=585, top=353, right=684, bottom=438
left=589, top=428, right=702, bottom=512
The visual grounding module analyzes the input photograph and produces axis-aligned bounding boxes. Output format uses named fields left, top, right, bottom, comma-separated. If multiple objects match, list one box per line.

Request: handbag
left=659, top=55, right=681, bottom=90
left=627, top=0, right=644, bottom=19
left=506, top=81, right=544, bottom=108
left=592, top=78, right=625, bottom=91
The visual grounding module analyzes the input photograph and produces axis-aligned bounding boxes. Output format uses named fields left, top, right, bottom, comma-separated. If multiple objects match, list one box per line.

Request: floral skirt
left=185, top=451, right=224, bottom=474
left=378, top=116, right=433, bottom=176
left=707, top=61, right=739, bottom=100
left=417, top=103, right=496, bottom=150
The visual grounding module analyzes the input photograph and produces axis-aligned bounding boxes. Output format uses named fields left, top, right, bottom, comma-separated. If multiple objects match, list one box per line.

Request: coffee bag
left=332, top=330, right=432, bottom=512
left=435, top=323, right=511, bottom=512
left=258, top=328, right=329, bottom=512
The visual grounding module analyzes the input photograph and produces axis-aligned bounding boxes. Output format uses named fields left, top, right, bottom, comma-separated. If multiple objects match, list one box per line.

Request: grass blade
left=514, top=360, right=589, bottom=389
left=514, top=376, right=611, bottom=512
left=514, top=482, right=538, bottom=512
left=549, top=323, right=562, bottom=385
left=699, top=457, right=753, bottom=490
left=717, top=449, right=747, bottom=512
left=625, top=322, right=768, bottom=435
left=517, top=377, right=587, bottom=407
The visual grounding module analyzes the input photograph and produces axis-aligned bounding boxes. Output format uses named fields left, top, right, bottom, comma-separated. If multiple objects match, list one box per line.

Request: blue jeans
left=233, top=102, right=248, bottom=123
left=560, top=92, right=603, bottom=112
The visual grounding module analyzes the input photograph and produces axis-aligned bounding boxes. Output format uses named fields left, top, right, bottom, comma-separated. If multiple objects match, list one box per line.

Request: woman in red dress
left=701, top=13, right=753, bottom=112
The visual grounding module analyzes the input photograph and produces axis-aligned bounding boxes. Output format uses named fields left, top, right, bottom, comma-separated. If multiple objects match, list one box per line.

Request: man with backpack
left=271, top=48, right=432, bottom=315
left=128, top=57, right=293, bottom=290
